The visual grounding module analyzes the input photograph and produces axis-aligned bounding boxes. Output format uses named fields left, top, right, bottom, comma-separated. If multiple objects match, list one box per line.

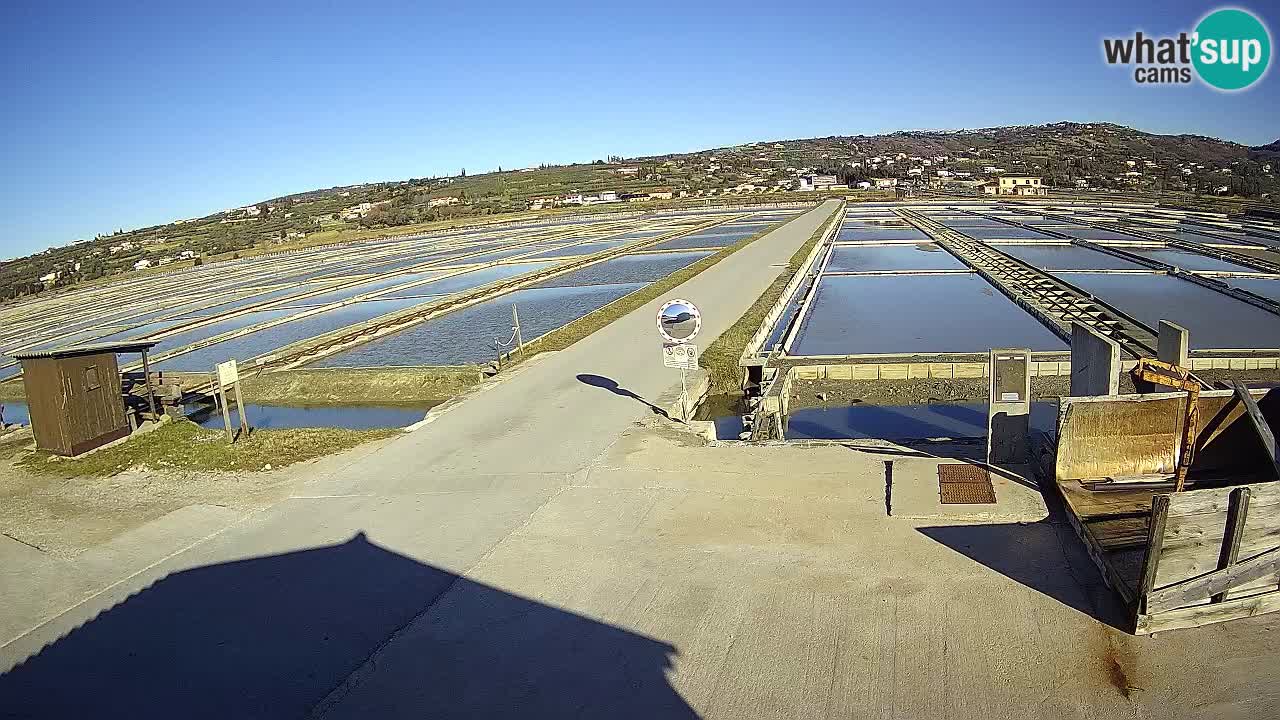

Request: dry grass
left=0, top=381, right=25, bottom=401
left=241, top=367, right=481, bottom=405
left=2, top=415, right=401, bottom=556
left=17, top=419, right=399, bottom=478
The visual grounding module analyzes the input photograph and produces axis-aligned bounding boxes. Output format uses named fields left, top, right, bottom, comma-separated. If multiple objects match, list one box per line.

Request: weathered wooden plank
left=1153, top=532, right=1280, bottom=598
left=1154, top=482, right=1280, bottom=592
left=1147, top=545, right=1280, bottom=614
left=1094, top=474, right=1174, bottom=486
left=1136, top=587, right=1280, bottom=635
left=1213, top=487, right=1251, bottom=603
left=1057, top=479, right=1157, bottom=520
left=1056, top=394, right=1189, bottom=481
left=1054, top=390, right=1269, bottom=482
left=1106, top=548, right=1146, bottom=600
left=1137, top=494, right=1171, bottom=613
left=1086, top=516, right=1150, bottom=551
left=1164, top=480, right=1280, bottom=516
left=1227, top=380, right=1280, bottom=478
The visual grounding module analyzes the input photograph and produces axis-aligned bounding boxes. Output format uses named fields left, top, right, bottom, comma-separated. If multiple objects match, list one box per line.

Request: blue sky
left=2, top=0, right=1278, bottom=256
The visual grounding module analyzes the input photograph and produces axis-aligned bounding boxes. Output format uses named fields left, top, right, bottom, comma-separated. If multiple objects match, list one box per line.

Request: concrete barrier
left=738, top=201, right=845, bottom=371
left=1070, top=322, right=1120, bottom=397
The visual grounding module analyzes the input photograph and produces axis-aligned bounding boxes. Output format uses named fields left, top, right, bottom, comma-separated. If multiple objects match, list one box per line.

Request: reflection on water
left=1, top=400, right=424, bottom=431
left=188, top=403, right=429, bottom=430
left=824, top=244, right=965, bottom=272
left=314, top=282, right=645, bottom=367
left=1, top=399, right=30, bottom=427
left=533, top=251, right=711, bottom=289
left=792, top=274, right=1068, bottom=355
left=783, top=401, right=1057, bottom=441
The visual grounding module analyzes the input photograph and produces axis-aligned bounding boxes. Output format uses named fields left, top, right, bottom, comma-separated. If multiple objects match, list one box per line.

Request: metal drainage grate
left=939, top=464, right=996, bottom=504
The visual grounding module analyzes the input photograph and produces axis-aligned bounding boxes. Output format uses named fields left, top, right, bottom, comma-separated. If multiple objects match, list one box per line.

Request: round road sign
left=657, top=298, right=701, bottom=344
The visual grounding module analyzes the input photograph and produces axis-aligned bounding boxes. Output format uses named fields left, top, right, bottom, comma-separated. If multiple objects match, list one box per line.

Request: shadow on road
left=576, top=373, right=670, bottom=419
left=0, top=533, right=697, bottom=719
left=916, top=511, right=1131, bottom=632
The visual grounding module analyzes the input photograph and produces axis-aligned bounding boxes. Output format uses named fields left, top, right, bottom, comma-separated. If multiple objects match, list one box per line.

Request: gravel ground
left=0, top=430, right=396, bottom=558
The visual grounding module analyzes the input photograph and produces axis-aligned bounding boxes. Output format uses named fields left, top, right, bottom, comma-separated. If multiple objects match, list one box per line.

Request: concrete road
left=0, top=200, right=835, bottom=712
left=298, top=200, right=839, bottom=496
left=6, top=196, right=1278, bottom=719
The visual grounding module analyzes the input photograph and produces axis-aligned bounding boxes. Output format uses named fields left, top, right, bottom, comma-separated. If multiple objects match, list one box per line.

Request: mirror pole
left=680, top=367, right=688, bottom=423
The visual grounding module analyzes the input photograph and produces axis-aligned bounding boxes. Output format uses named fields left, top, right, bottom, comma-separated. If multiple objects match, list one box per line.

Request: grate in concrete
left=938, top=464, right=996, bottom=504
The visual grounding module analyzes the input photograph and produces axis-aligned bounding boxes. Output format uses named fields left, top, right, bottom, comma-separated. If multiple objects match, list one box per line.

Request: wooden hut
left=13, top=341, right=159, bottom=457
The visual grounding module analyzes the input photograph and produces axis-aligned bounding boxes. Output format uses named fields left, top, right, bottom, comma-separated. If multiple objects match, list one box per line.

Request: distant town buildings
left=982, top=175, right=1046, bottom=196
left=340, top=202, right=376, bottom=220
left=529, top=189, right=633, bottom=209
left=795, top=174, right=836, bottom=191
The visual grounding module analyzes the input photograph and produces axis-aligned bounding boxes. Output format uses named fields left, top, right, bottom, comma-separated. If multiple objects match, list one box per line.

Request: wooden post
left=1228, top=381, right=1280, bottom=479
left=512, top=304, right=524, bottom=354
left=140, top=349, right=158, bottom=419
left=679, top=367, right=688, bottom=423
left=1213, top=487, right=1252, bottom=603
left=233, top=381, right=250, bottom=440
left=1137, top=494, right=1171, bottom=615
left=217, top=382, right=233, bottom=444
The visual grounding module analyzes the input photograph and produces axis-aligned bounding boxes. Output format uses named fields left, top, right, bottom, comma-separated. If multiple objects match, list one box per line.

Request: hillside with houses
left=3, top=122, right=1276, bottom=304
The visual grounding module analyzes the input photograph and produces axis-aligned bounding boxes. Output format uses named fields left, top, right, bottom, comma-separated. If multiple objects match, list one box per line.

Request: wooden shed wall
left=19, top=352, right=129, bottom=456
left=21, top=357, right=68, bottom=455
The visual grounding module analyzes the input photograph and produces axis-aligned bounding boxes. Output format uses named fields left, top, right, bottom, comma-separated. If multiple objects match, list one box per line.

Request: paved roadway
left=0, top=201, right=842, bottom=717
left=5, top=195, right=1280, bottom=719
left=300, top=202, right=838, bottom=495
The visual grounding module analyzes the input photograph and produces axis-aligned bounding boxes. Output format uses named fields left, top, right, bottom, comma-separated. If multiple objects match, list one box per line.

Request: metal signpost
left=987, top=348, right=1031, bottom=466
left=657, top=298, right=702, bottom=422
left=215, top=359, right=251, bottom=444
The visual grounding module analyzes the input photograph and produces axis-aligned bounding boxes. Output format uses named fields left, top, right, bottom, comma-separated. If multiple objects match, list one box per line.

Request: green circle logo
left=1193, top=8, right=1271, bottom=90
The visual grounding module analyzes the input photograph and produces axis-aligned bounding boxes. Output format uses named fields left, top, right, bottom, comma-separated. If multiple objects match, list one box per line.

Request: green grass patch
left=0, top=433, right=29, bottom=462
left=698, top=206, right=841, bottom=393
left=240, top=367, right=481, bottom=405
left=17, top=419, right=399, bottom=478
left=0, top=381, right=25, bottom=401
